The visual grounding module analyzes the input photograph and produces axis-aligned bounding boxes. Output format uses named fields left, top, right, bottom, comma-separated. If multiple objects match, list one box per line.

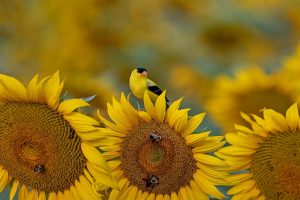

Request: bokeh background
left=1, top=0, right=300, bottom=199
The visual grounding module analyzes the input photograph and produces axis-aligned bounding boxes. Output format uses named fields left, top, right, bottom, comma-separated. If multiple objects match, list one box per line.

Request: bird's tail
left=166, top=97, right=171, bottom=109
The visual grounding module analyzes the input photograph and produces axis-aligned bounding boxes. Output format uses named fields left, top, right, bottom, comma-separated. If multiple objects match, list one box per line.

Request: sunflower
left=280, top=44, right=300, bottom=87
left=217, top=103, right=300, bottom=199
left=97, top=91, right=227, bottom=200
left=199, top=21, right=278, bottom=67
left=0, top=72, right=117, bottom=200
left=206, top=67, right=298, bottom=132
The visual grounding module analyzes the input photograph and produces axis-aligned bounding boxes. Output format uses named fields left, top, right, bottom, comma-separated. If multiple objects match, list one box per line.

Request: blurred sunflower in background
left=0, top=72, right=116, bottom=199
left=206, top=67, right=298, bottom=132
left=280, top=44, right=300, bottom=88
left=198, top=20, right=277, bottom=68
left=98, top=91, right=227, bottom=199
left=217, top=104, right=300, bottom=199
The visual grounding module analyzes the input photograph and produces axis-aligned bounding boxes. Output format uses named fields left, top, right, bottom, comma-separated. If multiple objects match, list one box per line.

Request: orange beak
left=141, top=71, right=148, bottom=77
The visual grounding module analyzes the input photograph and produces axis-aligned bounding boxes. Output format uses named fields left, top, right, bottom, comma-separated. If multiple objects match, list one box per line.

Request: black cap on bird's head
left=136, top=67, right=147, bottom=73
left=136, top=67, right=148, bottom=77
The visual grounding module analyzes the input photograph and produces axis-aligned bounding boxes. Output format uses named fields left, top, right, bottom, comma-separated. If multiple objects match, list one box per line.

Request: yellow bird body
left=129, top=69, right=159, bottom=102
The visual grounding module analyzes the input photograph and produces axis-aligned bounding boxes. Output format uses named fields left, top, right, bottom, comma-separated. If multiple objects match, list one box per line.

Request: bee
left=149, top=132, right=162, bottom=143
left=34, top=164, right=45, bottom=174
left=143, top=175, right=159, bottom=188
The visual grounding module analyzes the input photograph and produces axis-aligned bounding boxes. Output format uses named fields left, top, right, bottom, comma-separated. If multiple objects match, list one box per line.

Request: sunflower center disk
left=251, top=131, right=300, bottom=199
left=120, top=121, right=197, bottom=194
left=138, top=140, right=173, bottom=173
left=0, top=102, right=85, bottom=193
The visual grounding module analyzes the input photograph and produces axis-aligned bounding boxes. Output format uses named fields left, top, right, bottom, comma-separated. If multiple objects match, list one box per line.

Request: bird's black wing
left=148, top=85, right=163, bottom=96
left=147, top=81, right=170, bottom=108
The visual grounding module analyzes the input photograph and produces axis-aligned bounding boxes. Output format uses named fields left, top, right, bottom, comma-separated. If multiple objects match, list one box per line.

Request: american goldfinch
left=129, top=67, right=170, bottom=107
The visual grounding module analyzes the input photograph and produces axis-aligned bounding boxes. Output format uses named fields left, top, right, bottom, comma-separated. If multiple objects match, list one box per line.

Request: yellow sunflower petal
left=156, top=194, right=164, bottom=200
left=263, top=109, right=289, bottom=132
left=48, top=192, right=58, bottom=200
left=232, top=186, right=260, bottom=200
left=146, top=193, right=155, bottom=200
left=185, top=185, right=198, bottom=200
left=70, top=185, right=81, bottom=200
left=27, top=75, right=40, bottom=102
left=286, top=103, right=299, bottom=131
left=218, top=146, right=255, bottom=156
left=176, top=116, right=189, bottom=133
left=226, top=160, right=252, bottom=171
left=77, top=129, right=109, bottom=142
left=178, top=187, right=190, bottom=200
left=170, top=192, right=179, bottom=200
left=90, top=138, right=122, bottom=148
left=138, top=111, right=152, bottom=122
left=57, top=192, right=64, bottom=200
left=168, top=108, right=190, bottom=130
left=75, top=176, right=99, bottom=200
left=135, top=190, right=143, bottom=200
left=87, top=162, right=118, bottom=189
left=251, top=114, right=265, bottom=126
left=58, top=99, right=90, bottom=115
left=65, top=112, right=99, bottom=126
left=227, top=179, right=256, bottom=195
left=9, top=180, right=19, bottom=200
left=0, top=169, right=8, bottom=192
left=189, top=180, right=209, bottom=200
left=44, top=71, right=64, bottom=109
left=240, top=112, right=253, bottom=124
left=226, top=173, right=252, bottom=185
left=126, top=186, right=138, bottom=200
left=108, top=160, right=121, bottom=171
left=144, top=91, right=156, bottom=119
left=100, top=144, right=121, bottom=152
left=181, top=113, right=206, bottom=136
left=141, top=192, right=149, bottom=200
left=194, top=172, right=225, bottom=199
left=250, top=122, right=269, bottom=138
left=0, top=74, right=27, bottom=101
left=193, top=140, right=226, bottom=153
left=185, top=131, right=211, bottom=146
left=38, top=192, right=46, bottom=200
left=103, top=151, right=121, bottom=160
left=81, top=142, right=110, bottom=172
left=18, top=184, right=28, bottom=200
left=98, top=110, right=128, bottom=133
left=234, top=124, right=256, bottom=135
left=119, top=185, right=139, bottom=200
left=155, top=90, right=167, bottom=122
left=120, top=92, right=139, bottom=124
left=62, top=190, right=71, bottom=200
left=27, top=190, right=38, bottom=200
left=225, top=133, right=260, bottom=149
left=196, top=163, right=228, bottom=178
left=163, top=194, right=171, bottom=200
left=100, top=128, right=127, bottom=137
left=107, top=102, right=132, bottom=130
left=194, top=153, right=225, bottom=166
left=109, top=178, right=130, bottom=200
left=166, top=97, right=183, bottom=122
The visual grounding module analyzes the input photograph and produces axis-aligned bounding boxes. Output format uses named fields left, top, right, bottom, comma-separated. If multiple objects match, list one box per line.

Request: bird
left=129, top=67, right=170, bottom=108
